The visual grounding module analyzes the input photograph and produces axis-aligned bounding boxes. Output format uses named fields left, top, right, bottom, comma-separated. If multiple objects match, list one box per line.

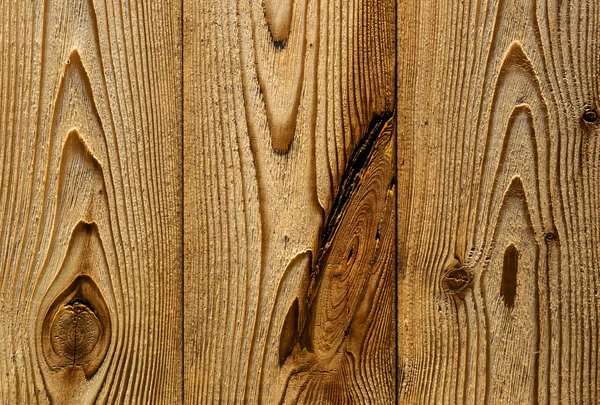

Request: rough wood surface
left=0, top=0, right=182, bottom=403
left=398, top=0, right=599, bottom=403
left=4, top=0, right=600, bottom=402
left=183, top=0, right=396, bottom=402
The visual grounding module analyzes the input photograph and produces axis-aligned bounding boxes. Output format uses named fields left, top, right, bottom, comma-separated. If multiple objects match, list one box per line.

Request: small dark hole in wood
left=347, top=248, right=354, bottom=263
left=387, top=176, right=397, bottom=191
left=273, top=39, right=286, bottom=50
left=68, top=296, right=92, bottom=308
left=500, top=244, right=519, bottom=308
left=583, top=108, right=598, bottom=124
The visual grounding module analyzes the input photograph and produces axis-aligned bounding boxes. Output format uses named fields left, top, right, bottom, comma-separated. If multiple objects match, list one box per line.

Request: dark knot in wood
left=50, top=300, right=102, bottom=366
left=442, top=266, right=473, bottom=295
left=42, top=275, right=111, bottom=379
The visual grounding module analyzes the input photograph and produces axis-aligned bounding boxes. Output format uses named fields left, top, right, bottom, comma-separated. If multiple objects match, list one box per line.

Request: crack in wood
left=313, top=111, right=395, bottom=282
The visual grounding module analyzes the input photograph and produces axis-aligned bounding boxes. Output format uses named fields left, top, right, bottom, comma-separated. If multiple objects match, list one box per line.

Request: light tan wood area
left=0, top=0, right=182, bottom=403
left=2, top=0, right=599, bottom=403
left=398, top=0, right=599, bottom=403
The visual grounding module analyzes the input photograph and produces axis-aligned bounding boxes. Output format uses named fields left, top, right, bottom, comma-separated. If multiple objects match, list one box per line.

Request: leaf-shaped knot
left=42, top=275, right=111, bottom=379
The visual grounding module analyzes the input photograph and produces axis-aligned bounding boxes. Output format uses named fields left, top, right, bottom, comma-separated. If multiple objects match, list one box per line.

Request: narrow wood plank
left=0, top=0, right=182, bottom=403
left=398, top=0, right=599, bottom=403
left=183, top=0, right=396, bottom=402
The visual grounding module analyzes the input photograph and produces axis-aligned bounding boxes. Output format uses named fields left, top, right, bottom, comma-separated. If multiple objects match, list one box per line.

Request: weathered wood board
left=183, top=0, right=396, bottom=403
left=0, top=0, right=182, bottom=403
left=398, top=0, right=599, bottom=403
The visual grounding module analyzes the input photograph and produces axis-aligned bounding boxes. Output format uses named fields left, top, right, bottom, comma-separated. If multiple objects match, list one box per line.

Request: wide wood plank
left=0, top=0, right=182, bottom=403
left=398, top=0, right=599, bottom=403
left=183, top=0, right=396, bottom=402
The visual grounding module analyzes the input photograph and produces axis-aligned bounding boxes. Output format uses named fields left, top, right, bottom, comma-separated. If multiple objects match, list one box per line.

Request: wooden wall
left=1, top=0, right=598, bottom=403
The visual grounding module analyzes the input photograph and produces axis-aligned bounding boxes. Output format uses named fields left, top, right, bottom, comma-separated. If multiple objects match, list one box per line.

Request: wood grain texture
left=0, top=0, right=182, bottom=403
left=183, top=0, right=396, bottom=402
left=398, top=0, right=599, bottom=403
left=5, top=0, right=599, bottom=402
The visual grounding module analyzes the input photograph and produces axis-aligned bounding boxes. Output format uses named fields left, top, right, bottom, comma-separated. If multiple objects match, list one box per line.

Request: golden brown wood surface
left=0, top=0, right=182, bottom=403
left=398, top=0, right=599, bottom=403
left=3, top=0, right=600, bottom=403
left=183, top=0, right=396, bottom=403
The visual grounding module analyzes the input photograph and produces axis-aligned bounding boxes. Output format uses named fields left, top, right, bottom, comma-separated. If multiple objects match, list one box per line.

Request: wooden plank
left=183, top=0, right=396, bottom=402
left=0, top=0, right=182, bottom=403
left=398, top=0, right=599, bottom=403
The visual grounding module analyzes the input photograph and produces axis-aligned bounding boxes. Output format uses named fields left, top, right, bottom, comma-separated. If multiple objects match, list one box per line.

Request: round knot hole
left=442, top=267, right=473, bottom=294
left=41, top=275, right=111, bottom=379
left=50, top=301, right=102, bottom=365
left=583, top=106, right=598, bottom=124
